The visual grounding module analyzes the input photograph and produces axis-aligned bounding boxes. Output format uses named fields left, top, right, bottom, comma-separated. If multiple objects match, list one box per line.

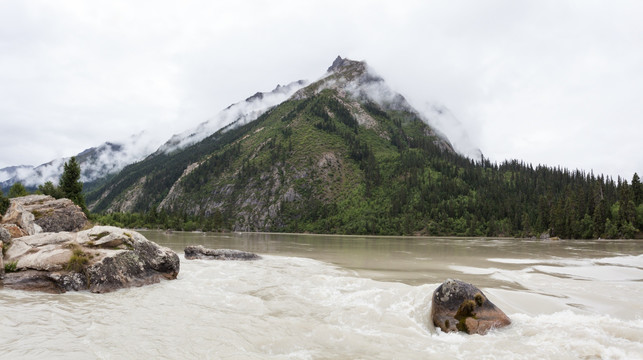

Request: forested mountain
left=87, top=57, right=642, bottom=238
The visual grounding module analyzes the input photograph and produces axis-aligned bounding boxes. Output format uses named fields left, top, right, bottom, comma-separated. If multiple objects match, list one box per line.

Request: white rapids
left=1, top=233, right=642, bottom=359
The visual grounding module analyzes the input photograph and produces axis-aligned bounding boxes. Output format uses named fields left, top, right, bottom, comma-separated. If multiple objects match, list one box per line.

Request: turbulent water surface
left=1, top=232, right=642, bottom=359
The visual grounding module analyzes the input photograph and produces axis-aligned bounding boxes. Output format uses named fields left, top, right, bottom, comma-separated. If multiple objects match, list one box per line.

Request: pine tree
left=0, top=189, right=9, bottom=216
left=592, top=198, right=607, bottom=237
left=38, top=181, right=63, bottom=199
left=8, top=182, right=28, bottom=198
left=59, top=157, right=87, bottom=212
left=617, top=181, right=636, bottom=225
left=632, top=173, right=642, bottom=205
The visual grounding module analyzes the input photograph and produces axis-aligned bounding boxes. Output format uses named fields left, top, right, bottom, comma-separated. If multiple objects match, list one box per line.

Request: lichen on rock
left=430, top=279, right=511, bottom=335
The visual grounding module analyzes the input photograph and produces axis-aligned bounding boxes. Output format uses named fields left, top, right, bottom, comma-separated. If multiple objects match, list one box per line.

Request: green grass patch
left=66, top=248, right=90, bottom=272
left=4, top=261, right=18, bottom=273
left=90, top=231, right=110, bottom=240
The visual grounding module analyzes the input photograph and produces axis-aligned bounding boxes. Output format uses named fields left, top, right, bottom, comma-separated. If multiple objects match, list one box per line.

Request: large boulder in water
left=431, top=279, right=511, bottom=335
left=184, top=245, right=261, bottom=260
left=0, top=195, right=88, bottom=238
left=2, top=226, right=179, bottom=293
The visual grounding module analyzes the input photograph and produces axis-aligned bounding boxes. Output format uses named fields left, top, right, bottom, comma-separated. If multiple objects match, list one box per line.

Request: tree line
left=2, top=101, right=640, bottom=239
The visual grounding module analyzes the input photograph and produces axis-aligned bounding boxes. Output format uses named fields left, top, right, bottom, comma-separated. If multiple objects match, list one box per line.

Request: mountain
left=62, top=56, right=643, bottom=238
left=87, top=56, right=458, bottom=231
left=0, top=80, right=309, bottom=194
left=0, top=165, right=33, bottom=186
left=0, top=132, right=164, bottom=193
left=0, top=135, right=158, bottom=193
left=157, top=80, right=308, bottom=154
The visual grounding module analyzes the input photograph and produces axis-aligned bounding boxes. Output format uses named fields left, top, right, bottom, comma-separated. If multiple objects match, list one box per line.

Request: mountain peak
left=327, top=56, right=364, bottom=73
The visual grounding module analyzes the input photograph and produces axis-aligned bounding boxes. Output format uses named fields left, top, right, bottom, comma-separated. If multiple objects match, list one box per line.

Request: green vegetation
left=31, top=209, right=43, bottom=219
left=66, top=248, right=90, bottom=272
left=8, top=182, right=28, bottom=198
left=4, top=261, right=18, bottom=273
left=0, top=189, right=9, bottom=216
left=87, top=86, right=642, bottom=239
left=29, top=157, right=88, bottom=213
left=474, top=293, right=485, bottom=306
left=90, top=231, right=110, bottom=240
left=38, top=181, right=63, bottom=198
left=455, top=299, right=477, bottom=332
left=59, top=157, right=87, bottom=213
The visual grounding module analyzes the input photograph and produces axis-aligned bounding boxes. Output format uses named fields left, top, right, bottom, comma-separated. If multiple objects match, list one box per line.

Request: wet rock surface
left=431, top=279, right=511, bottom=335
left=184, top=245, right=262, bottom=261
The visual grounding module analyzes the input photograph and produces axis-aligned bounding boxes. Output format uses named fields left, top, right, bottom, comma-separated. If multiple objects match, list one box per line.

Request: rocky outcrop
left=0, top=227, right=10, bottom=242
left=2, top=226, right=179, bottom=293
left=1, top=201, right=40, bottom=237
left=184, top=245, right=261, bottom=261
left=0, top=223, right=28, bottom=239
left=0, top=195, right=88, bottom=238
left=431, top=279, right=511, bottom=335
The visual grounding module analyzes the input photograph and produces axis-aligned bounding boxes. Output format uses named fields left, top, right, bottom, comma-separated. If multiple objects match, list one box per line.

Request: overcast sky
left=1, top=0, right=641, bottom=180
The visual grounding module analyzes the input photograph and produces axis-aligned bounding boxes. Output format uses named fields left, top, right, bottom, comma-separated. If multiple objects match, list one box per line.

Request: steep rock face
left=430, top=279, right=511, bottom=335
left=105, top=176, right=147, bottom=213
left=2, top=226, right=179, bottom=293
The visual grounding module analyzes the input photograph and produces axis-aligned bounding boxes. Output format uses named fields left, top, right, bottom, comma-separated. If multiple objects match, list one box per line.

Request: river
left=1, top=232, right=642, bottom=359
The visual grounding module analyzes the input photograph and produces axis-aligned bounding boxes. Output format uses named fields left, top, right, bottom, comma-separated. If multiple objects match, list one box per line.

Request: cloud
left=416, top=103, right=482, bottom=161
left=0, top=1, right=641, bottom=180
left=158, top=80, right=307, bottom=154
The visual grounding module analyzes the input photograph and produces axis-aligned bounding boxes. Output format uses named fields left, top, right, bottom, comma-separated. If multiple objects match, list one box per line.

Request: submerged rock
left=2, top=226, right=179, bottom=293
left=184, top=245, right=261, bottom=261
left=430, top=279, right=511, bottom=335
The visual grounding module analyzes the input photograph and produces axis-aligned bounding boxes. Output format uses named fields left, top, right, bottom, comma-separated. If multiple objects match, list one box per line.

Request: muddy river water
left=1, top=232, right=642, bottom=359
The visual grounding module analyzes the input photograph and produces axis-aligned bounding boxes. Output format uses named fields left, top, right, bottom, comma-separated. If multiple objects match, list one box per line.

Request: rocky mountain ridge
left=85, top=56, right=462, bottom=233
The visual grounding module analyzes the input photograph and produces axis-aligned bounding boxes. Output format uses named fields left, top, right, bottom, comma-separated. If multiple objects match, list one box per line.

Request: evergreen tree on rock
left=59, top=157, right=87, bottom=213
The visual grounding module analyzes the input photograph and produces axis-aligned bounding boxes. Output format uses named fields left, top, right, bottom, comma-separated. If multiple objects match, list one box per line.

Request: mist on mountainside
left=1, top=56, right=482, bottom=192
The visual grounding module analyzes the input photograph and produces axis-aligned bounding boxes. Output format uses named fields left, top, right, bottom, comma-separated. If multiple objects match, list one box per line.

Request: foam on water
left=1, top=254, right=642, bottom=359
